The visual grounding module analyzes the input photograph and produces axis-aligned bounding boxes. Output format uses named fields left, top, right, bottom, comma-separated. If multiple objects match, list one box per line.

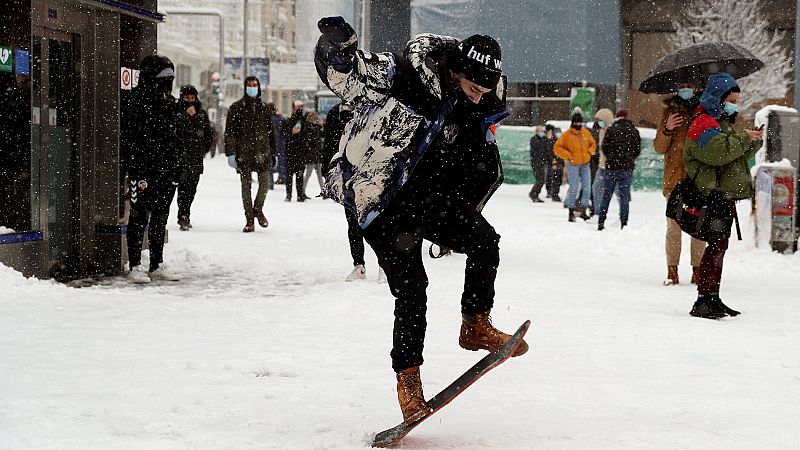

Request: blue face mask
left=246, top=86, right=259, bottom=98
left=677, top=88, right=695, bottom=100
left=536, top=132, right=545, bottom=138
left=596, top=120, right=605, bottom=129
left=723, top=102, right=738, bottom=116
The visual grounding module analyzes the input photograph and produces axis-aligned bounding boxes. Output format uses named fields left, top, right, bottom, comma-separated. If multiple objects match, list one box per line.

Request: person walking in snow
left=280, top=100, right=313, bottom=202
left=175, top=85, right=216, bottom=231
left=224, top=76, right=278, bottom=232
left=596, top=109, right=641, bottom=230
left=684, top=72, right=762, bottom=320
left=545, top=124, right=563, bottom=201
left=654, top=81, right=707, bottom=286
left=590, top=108, right=614, bottom=215
left=315, top=16, right=528, bottom=425
left=121, top=54, right=182, bottom=284
left=554, top=112, right=596, bottom=222
left=528, top=126, right=548, bottom=202
left=302, top=111, right=326, bottom=196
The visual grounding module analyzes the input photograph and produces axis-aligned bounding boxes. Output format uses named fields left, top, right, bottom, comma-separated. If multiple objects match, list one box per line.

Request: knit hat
left=616, top=109, right=628, bottom=119
left=450, top=34, right=502, bottom=89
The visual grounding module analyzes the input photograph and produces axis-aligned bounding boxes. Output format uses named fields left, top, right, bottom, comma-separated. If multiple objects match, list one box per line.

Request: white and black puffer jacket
left=315, top=33, right=508, bottom=228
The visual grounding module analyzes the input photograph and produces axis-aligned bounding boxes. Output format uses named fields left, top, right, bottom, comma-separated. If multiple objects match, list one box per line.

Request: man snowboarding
left=315, top=17, right=528, bottom=425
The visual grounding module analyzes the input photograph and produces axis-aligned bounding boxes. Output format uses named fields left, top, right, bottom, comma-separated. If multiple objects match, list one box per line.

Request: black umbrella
left=638, top=42, right=764, bottom=94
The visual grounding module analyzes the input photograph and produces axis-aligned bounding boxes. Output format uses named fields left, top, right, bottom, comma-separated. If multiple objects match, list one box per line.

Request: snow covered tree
left=668, top=0, right=793, bottom=115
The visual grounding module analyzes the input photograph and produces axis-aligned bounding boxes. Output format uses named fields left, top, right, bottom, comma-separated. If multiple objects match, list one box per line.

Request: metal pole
left=243, top=0, right=249, bottom=77
left=796, top=0, right=800, bottom=110
left=158, top=7, right=225, bottom=78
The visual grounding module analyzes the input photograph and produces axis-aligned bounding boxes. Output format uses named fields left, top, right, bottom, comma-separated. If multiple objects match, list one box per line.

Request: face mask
left=246, top=86, right=259, bottom=98
left=723, top=102, right=738, bottom=116
left=571, top=124, right=582, bottom=130
left=596, top=121, right=605, bottom=129
left=536, top=132, right=545, bottom=138
left=555, top=132, right=562, bottom=138
left=677, top=88, right=695, bottom=100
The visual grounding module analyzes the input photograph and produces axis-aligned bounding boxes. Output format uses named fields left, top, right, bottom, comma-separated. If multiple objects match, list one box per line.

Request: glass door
left=32, top=29, right=81, bottom=269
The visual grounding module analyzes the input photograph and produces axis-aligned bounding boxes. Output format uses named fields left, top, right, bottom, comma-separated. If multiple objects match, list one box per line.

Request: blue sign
left=15, top=49, right=30, bottom=76
left=223, top=57, right=270, bottom=87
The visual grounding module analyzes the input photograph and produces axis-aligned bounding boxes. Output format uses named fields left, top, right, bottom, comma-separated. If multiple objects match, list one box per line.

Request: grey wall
left=370, top=0, right=412, bottom=54
left=411, top=0, right=621, bottom=85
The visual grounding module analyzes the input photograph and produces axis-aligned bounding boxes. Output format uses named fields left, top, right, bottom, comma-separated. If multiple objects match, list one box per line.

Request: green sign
left=0, top=46, right=12, bottom=73
left=569, top=87, right=596, bottom=122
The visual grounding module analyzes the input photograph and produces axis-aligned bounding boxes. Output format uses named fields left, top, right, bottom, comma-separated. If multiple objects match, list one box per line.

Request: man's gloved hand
left=317, top=16, right=357, bottom=50
left=227, top=154, right=238, bottom=169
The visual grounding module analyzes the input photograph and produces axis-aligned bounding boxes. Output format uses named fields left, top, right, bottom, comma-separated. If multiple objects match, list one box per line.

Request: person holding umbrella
left=684, top=72, right=762, bottom=319
left=640, top=42, right=764, bottom=289
left=654, top=81, right=707, bottom=285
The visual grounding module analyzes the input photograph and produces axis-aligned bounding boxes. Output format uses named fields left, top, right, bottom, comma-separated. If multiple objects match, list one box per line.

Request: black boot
left=597, top=218, right=605, bottom=231
left=568, top=208, right=576, bottom=222
left=710, top=294, right=740, bottom=316
left=690, top=294, right=727, bottom=320
left=579, top=208, right=591, bottom=221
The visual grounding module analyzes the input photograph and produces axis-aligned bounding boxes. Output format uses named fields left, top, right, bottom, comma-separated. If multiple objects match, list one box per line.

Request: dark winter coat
left=601, top=118, right=641, bottom=171
left=177, top=100, right=215, bottom=176
left=280, top=110, right=316, bottom=173
left=121, top=80, right=181, bottom=179
left=304, top=120, right=325, bottom=165
left=322, top=103, right=353, bottom=175
left=224, top=78, right=277, bottom=173
left=316, top=31, right=509, bottom=227
left=529, top=135, right=548, bottom=169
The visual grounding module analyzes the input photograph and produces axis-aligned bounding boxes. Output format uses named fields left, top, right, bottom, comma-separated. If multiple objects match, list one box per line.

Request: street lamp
left=158, top=7, right=225, bottom=76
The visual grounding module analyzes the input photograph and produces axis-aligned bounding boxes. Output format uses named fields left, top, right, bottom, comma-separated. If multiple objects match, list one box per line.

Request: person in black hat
left=316, top=16, right=528, bottom=425
left=544, top=124, right=563, bottom=201
left=175, top=84, right=216, bottom=231
left=121, top=54, right=182, bottom=284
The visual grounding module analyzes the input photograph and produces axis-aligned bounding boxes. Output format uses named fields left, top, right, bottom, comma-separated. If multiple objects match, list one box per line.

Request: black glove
left=317, top=16, right=357, bottom=49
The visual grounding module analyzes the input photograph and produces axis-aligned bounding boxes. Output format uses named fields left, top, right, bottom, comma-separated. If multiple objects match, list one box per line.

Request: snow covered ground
left=2, top=158, right=799, bottom=449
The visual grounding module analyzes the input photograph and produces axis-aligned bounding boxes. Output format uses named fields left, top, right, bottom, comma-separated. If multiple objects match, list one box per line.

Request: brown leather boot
left=396, top=366, right=431, bottom=424
left=255, top=210, right=269, bottom=228
left=459, top=311, right=528, bottom=357
left=665, top=265, right=679, bottom=285
left=243, top=217, right=255, bottom=233
left=690, top=266, right=699, bottom=285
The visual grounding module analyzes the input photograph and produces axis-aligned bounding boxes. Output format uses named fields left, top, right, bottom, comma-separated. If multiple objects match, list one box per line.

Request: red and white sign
left=121, top=67, right=132, bottom=90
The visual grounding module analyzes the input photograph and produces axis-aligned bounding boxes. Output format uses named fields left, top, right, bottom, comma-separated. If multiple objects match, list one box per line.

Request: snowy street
left=1, top=157, right=799, bottom=449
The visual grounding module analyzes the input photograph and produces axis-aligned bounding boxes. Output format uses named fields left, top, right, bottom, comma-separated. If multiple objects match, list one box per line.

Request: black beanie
left=450, top=34, right=502, bottom=89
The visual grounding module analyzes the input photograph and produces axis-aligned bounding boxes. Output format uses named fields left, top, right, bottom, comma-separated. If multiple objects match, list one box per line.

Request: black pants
left=529, top=165, right=546, bottom=198
left=285, top=170, right=305, bottom=199
left=177, top=172, right=201, bottom=221
left=127, top=173, right=177, bottom=271
left=546, top=163, right=563, bottom=198
left=345, top=206, right=365, bottom=266
left=363, top=197, right=500, bottom=372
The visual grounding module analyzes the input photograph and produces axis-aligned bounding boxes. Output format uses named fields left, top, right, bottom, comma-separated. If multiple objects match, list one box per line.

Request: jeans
left=565, top=162, right=591, bottom=209
left=592, top=168, right=606, bottom=213
left=598, top=169, right=633, bottom=223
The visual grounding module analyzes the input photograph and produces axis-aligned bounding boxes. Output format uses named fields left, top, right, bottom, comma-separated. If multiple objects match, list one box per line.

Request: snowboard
left=371, top=320, right=531, bottom=448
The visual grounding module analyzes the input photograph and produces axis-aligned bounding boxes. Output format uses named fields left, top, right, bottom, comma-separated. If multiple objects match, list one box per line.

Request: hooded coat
left=315, top=31, right=509, bottom=228
left=684, top=72, right=762, bottom=199
left=224, top=77, right=277, bottom=173
left=593, top=108, right=615, bottom=169
left=553, top=125, right=596, bottom=165
left=121, top=56, right=181, bottom=178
